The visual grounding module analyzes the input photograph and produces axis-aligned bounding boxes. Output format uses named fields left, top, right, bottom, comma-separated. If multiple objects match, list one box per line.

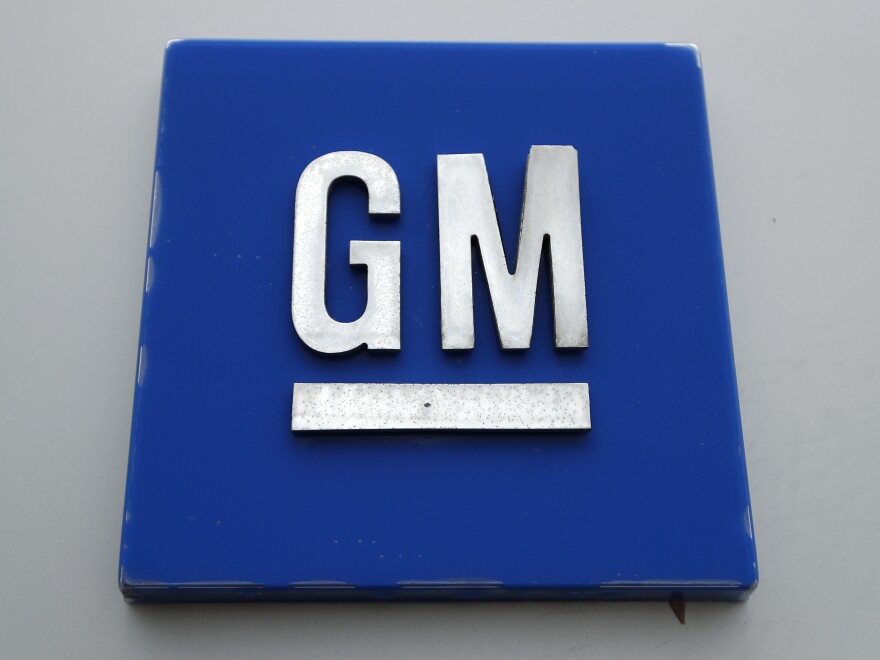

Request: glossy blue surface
left=120, top=41, right=757, bottom=602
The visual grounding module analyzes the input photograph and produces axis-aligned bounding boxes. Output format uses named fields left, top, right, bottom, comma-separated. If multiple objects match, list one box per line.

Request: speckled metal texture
left=292, top=383, right=590, bottom=431
left=438, top=146, right=588, bottom=350
left=292, top=151, right=401, bottom=353
left=120, top=41, right=757, bottom=603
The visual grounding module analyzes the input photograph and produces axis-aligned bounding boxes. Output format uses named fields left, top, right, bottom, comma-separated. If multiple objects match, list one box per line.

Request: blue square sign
left=120, top=41, right=758, bottom=602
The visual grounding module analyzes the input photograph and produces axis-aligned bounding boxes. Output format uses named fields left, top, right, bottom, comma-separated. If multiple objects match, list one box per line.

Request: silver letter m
left=438, top=145, right=588, bottom=350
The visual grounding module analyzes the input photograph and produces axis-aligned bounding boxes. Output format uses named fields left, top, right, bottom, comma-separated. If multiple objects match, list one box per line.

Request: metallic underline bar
left=291, top=383, right=590, bottom=432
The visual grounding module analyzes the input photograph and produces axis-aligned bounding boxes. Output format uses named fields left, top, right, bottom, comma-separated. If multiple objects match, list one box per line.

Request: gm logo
left=290, top=147, right=590, bottom=433
left=121, top=41, right=757, bottom=605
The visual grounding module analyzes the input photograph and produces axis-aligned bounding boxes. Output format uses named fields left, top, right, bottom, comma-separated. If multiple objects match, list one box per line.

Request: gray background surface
left=1, top=1, right=878, bottom=657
